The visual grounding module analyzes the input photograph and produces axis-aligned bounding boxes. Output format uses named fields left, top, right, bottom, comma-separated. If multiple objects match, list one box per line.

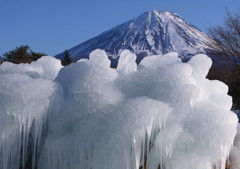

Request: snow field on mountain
left=0, top=50, right=238, bottom=169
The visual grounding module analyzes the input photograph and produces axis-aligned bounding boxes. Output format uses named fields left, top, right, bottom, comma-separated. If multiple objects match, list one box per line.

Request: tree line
left=0, top=45, right=72, bottom=66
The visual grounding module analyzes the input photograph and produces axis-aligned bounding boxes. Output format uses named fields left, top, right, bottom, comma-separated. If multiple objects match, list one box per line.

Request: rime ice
left=0, top=50, right=238, bottom=169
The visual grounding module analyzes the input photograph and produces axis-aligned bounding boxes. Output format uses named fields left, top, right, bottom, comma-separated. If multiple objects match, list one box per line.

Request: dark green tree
left=2, top=45, right=46, bottom=64
left=0, top=57, right=3, bottom=65
left=61, top=50, right=72, bottom=66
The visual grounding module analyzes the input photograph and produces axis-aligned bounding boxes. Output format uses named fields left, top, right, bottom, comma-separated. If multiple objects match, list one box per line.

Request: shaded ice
left=230, top=124, right=240, bottom=169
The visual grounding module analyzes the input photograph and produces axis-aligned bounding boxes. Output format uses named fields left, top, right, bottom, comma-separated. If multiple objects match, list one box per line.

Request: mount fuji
left=55, top=10, right=214, bottom=66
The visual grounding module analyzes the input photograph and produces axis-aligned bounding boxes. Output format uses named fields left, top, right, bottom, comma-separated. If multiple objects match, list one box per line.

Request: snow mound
left=39, top=50, right=238, bottom=169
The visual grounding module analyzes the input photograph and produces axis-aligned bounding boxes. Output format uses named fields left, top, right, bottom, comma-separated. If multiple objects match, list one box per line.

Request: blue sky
left=0, top=0, right=239, bottom=56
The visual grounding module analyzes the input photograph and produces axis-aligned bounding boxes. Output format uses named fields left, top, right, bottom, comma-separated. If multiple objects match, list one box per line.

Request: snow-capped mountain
left=55, top=10, right=213, bottom=66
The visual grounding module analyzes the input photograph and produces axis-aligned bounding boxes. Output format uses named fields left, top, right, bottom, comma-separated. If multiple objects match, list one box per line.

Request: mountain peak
left=55, top=10, right=213, bottom=66
left=128, top=10, right=182, bottom=34
left=133, top=10, right=172, bottom=24
left=134, top=10, right=182, bottom=24
left=147, top=9, right=174, bottom=16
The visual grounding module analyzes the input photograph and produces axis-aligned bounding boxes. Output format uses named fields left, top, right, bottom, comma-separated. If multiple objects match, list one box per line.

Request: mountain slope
left=55, top=10, right=213, bottom=66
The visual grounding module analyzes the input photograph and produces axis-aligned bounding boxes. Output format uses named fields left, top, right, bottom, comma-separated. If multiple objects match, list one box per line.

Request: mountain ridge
left=55, top=10, right=214, bottom=66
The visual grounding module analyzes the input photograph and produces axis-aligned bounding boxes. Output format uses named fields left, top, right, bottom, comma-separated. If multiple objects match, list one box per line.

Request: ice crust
left=0, top=50, right=238, bottom=169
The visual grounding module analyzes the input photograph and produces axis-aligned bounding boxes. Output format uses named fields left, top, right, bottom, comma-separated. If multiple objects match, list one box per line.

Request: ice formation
left=117, top=50, right=137, bottom=74
left=0, top=50, right=238, bottom=169
left=230, top=124, right=240, bottom=169
left=0, top=57, right=62, bottom=169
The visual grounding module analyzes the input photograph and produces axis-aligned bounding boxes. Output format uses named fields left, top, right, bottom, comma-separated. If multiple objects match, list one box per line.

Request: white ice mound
left=0, top=57, right=62, bottom=169
left=139, top=52, right=180, bottom=68
left=35, top=50, right=238, bottom=169
left=0, top=56, right=62, bottom=80
left=117, top=50, right=137, bottom=74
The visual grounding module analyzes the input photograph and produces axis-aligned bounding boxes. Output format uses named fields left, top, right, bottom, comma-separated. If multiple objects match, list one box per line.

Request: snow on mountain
left=55, top=10, right=213, bottom=66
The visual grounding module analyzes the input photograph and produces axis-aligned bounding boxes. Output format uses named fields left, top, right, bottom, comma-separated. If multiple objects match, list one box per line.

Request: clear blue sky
left=0, top=0, right=239, bottom=56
